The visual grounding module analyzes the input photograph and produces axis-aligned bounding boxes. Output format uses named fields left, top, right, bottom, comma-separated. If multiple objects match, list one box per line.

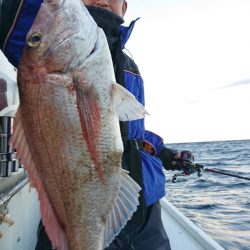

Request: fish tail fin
left=112, top=82, right=149, bottom=121
left=103, top=169, right=141, bottom=248
left=11, top=109, right=69, bottom=250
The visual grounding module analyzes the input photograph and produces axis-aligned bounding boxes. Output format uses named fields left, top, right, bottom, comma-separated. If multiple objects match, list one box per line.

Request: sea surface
left=164, top=140, right=250, bottom=250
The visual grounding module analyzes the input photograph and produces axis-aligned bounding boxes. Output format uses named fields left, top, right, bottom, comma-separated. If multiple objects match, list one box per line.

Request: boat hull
left=161, top=197, right=224, bottom=250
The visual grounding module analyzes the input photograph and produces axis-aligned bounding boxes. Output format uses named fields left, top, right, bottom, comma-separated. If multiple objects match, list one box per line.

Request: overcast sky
left=124, top=0, right=250, bottom=143
left=1, top=0, right=250, bottom=143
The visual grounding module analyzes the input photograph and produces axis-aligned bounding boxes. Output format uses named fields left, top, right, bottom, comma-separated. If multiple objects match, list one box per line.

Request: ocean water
left=164, top=140, right=250, bottom=250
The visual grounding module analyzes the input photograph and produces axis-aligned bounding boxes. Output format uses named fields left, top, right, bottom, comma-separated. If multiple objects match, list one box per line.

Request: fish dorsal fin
left=112, top=82, right=149, bottom=121
left=11, top=109, right=69, bottom=250
left=103, top=169, right=141, bottom=248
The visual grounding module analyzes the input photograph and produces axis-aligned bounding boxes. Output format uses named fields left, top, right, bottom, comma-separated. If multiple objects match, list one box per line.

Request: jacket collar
left=86, top=6, right=139, bottom=51
left=120, top=18, right=140, bottom=49
left=86, top=6, right=123, bottom=54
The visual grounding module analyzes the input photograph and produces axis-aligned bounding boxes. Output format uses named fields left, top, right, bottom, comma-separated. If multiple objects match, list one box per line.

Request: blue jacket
left=0, top=0, right=42, bottom=67
left=120, top=23, right=166, bottom=206
left=0, top=1, right=167, bottom=208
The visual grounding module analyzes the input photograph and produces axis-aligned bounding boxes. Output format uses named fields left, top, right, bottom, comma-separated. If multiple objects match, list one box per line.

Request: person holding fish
left=0, top=0, right=186, bottom=249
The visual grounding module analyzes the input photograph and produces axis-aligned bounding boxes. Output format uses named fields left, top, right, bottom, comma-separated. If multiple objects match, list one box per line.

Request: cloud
left=221, top=79, right=250, bottom=89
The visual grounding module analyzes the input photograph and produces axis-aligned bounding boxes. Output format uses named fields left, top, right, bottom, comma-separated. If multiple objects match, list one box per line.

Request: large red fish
left=12, top=0, right=147, bottom=249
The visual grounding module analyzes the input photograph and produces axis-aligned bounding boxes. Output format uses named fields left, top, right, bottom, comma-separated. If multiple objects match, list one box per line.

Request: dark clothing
left=35, top=222, right=53, bottom=250
left=104, top=202, right=171, bottom=250
left=0, top=0, right=21, bottom=51
left=122, top=140, right=146, bottom=224
left=159, top=147, right=181, bottom=171
left=0, top=0, right=42, bottom=67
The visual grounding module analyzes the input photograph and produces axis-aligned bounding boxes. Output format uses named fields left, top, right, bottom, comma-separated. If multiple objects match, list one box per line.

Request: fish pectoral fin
left=112, top=82, right=149, bottom=121
left=73, top=78, right=104, bottom=181
left=103, top=169, right=141, bottom=248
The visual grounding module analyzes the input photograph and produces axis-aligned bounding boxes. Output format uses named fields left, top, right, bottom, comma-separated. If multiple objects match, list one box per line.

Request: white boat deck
left=0, top=179, right=40, bottom=250
left=161, top=197, right=224, bottom=250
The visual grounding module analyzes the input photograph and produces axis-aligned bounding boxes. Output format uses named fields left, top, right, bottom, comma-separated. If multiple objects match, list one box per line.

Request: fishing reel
left=171, top=151, right=250, bottom=182
left=172, top=150, right=203, bottom=183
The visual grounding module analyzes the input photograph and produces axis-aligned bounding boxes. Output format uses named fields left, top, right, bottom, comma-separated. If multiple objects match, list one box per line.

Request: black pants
left=104, top=202, right=171, bottom=250
left=35, top=202, right=171, bottom=250
left=35, top=221, right=53, bottom=250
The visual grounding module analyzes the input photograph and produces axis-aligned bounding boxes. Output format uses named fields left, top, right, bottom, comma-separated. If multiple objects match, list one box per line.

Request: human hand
left=179, top=150, right=196, bottom=174
left=171, top=151, right=182, bottom=170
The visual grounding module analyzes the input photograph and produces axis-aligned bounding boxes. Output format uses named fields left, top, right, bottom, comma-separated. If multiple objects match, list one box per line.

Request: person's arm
left=158, top=147, right=181, bottom=170
left=143, top=130, right=181, bottom=170
left=0, top=0, right=22, bottom=51
left=0, top=0, right=42, bottom=67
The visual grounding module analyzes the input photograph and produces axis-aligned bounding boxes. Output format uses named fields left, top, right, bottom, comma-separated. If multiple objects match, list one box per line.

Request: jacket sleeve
left=0, top=0, right=22, bottom=51
left=158, top=147, right=181, bottom=171
left=143, top=130, right=180, bottom=170
left=0, top=0, right=42, bottom=67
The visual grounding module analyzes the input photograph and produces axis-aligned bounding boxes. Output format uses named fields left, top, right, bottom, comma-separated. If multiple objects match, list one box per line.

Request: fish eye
left=27, top=33, right=42, bottom=47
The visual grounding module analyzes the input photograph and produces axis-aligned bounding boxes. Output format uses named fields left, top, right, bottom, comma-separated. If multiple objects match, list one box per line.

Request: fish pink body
left=12, top=0, right=147, bottom=249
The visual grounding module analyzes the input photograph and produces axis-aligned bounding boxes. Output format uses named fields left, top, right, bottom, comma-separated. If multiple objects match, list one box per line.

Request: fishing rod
left=172, top=151, right=250, bottom=182
left=201, top=167, right=250, bottom=181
